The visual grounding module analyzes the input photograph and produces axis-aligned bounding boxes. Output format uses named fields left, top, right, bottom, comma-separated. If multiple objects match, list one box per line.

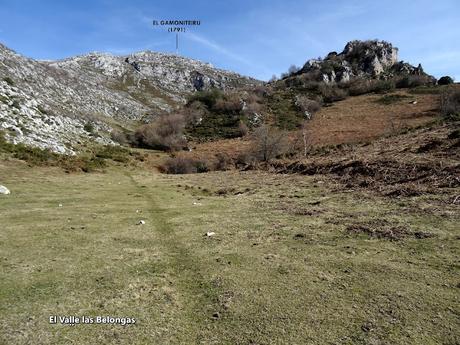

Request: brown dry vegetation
left=272, top=122, right=460, bottom=198
left=165, top=88, right=449, bottom=168
left=306, top=90, right=439, bottom=146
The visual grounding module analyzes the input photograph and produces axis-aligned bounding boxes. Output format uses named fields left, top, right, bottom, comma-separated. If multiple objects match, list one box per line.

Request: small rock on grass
left=205, top=232, right=216, bottom=237
left=137, top=220, right=146, bottom=225
left=0, top=185, right=10, bottom=195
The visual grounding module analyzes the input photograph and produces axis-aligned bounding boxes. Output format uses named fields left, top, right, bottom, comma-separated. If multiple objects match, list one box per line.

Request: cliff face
left=298, top=40, right=433, bottom=83
left=0, top=44, right=260, bottom=153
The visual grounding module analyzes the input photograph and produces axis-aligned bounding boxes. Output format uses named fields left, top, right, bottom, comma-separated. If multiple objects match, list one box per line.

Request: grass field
left=0, top=157, right=458, bottom=344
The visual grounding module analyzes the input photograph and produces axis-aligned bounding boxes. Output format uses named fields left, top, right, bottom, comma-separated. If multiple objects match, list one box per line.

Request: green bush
left=11, top=100, right=20, bottom=109
left=83, top=122, right=95, bottom=133
left=438, top=76, right=454, bottom=85
left=187, top=89, right=223, bottom=109
left=0, top=131, right=129, bottom=172
left=3, top=77, right=14, bottom=86
left=94, top=145, right=130, bottom=163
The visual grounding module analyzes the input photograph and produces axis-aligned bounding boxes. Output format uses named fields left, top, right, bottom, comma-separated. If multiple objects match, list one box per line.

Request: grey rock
left=0, top=185, right=10, bottom=195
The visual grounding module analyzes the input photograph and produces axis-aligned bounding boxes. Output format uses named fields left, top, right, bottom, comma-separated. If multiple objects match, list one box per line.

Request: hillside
left=0, top=43, right=260, bottom=154
left=0, top=38, right=459, bottom=345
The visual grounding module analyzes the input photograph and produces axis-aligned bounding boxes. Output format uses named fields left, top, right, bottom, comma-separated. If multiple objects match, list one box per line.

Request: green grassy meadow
left=0, top=159, right=458, bottom=344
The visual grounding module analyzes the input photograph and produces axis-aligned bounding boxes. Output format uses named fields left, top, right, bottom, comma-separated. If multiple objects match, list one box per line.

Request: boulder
left=0, top=185, right=10, bottom=195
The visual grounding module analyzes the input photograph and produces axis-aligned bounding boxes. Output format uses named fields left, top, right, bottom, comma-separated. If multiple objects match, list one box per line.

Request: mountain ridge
left=0, top=43, right=260, bottom=153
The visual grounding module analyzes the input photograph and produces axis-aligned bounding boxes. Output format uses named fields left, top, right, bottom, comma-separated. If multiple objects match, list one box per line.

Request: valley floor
left=0, top=160, right=459, bottom=344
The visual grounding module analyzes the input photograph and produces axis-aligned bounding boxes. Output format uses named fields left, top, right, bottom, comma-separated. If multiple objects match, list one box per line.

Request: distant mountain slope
left=0, top=43, right=260, bottom=153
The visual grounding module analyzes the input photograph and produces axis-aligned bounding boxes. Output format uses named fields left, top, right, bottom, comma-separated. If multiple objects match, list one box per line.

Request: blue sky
left=0, top=0, right=458, bottom=81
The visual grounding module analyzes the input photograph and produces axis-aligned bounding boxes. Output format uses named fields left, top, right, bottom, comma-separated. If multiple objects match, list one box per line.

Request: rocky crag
left=296, top=40, right=435, bottom=84
left=0, top=43, right=259, bottom=153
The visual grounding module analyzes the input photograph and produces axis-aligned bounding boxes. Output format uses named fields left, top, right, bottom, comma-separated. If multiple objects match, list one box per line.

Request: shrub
left=252, top=85, right=269, bottom=97
left=302, top=80, right=321, bottom=91
left=110, top=129, right=128, bottom=145
left=37, top=105, right=48, bottom=114
left=94, top=145, right=130, bottom=163
left=238, top=120, right=249, bottom=136
left=373, top=79, right=395, bottom=93
left=288, top=65, right=301, bottom=75
left=194, top=160, right=209, bottom=173
left=182, top=101, right=207, bottom=124
left=295, top=96, right=321, bottom=115
left=3, top=77, right=14, bottom=86
left=440, top=88, right=460, bottom=120
left=135, top=114, right=186, bottom=151
left=438, top=76, right=454, bottom=85
left=214, top=153, right=233, bottom=171
left=319, top=85, right=348, bottom=103
left=83, top=122, right=95, bottom=133
left=160, top=157, right=209, bottom=174
left=213, top=94, right=242, bottom=114
left=235, top=151, right=256, bottom=168
left=249, top=124, right=289, bottom=162
left=187, top=89, right=222, bottom=108
left=348, top=79, right=372, bottom=96
left=12, top=144, right=57, bottom=165
left=11, top=100, right=20, bottom=109
left=79, top=157, right=107, bottom=173
left=396, top=75, right=433, bottom=88
left=408, top=86, right=441, bottom=95
left=348, top=78, right=395, bottom=96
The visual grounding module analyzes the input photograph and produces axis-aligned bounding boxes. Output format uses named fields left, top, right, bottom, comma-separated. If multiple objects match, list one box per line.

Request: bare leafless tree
left=250, top=124, right=289, bottom=162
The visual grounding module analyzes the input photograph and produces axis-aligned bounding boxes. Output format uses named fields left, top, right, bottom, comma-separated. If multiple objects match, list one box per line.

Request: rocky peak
left=342, top=40, right=398, bottom=75
left=298, top=40, right=428, bottom=84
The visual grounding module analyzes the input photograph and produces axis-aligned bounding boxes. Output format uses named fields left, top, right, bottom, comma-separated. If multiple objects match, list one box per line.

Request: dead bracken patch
left=273, top=158, right=459, bottom=196
left=291, top=208, right=324, bottom=216
left=214, top=187, right=251, bottom=196
left=346, top=220, right=434, bottom=241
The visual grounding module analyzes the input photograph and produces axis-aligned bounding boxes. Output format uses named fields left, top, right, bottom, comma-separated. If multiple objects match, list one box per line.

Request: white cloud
left=185, top=32, right=253, bottom=66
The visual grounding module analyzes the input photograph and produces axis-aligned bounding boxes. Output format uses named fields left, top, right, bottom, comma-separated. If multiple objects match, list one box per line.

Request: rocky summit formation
left=298, top=40, right=434, bottom=84
left=0, top=43, right=260, bottom=154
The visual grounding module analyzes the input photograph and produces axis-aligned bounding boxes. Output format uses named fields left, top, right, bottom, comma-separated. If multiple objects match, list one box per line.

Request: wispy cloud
left=315, top=4, right=368, bottom=23
left=185, top=32, right=253, bottom=66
